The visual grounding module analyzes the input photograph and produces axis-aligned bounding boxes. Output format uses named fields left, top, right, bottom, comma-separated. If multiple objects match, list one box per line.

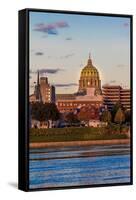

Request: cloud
left=60, top=53, right=75, bottom=59
left=39, top=68, right=64, bottom=74
left=65, top=37, right=72, bottom=41
left=35, top=52, right=44, bottom=56
left=54, top=83, right=78, bottom=87
left=116, top=64, right=127, bottom=68
left=55, top=21, right=69, bottom=28
left=123, top=22, right=129, bottom=27
left=46, top=53, right=75, bottom=59
left=65, top=53, right=75, bottom=58
left=110, top=80, right=116, bottom=83
left=30, top=68, right=64, bottom=75
left=47, top=29, right=58, bottom=35
left=34, top=21, right=69, bottom=35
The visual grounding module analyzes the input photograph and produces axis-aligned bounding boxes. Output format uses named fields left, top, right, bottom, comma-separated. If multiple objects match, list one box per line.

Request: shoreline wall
left=30, top=139, right=130, bottom=149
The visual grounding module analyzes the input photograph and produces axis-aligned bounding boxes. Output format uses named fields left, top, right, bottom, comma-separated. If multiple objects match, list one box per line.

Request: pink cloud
left=123, top=22, right=129, bottom=27
left=34, top=21, right=69, bottom=35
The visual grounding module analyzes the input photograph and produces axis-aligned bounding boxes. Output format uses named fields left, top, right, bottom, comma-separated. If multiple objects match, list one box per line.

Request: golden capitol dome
left=78, top=54, right=101, bottom=94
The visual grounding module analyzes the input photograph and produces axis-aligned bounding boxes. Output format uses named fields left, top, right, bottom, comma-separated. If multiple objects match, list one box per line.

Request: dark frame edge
left=24, top=8, right=133, bottom=18
left=18, top=9, right=29, bottom=191
left=130, top=15, right=133, bottom=185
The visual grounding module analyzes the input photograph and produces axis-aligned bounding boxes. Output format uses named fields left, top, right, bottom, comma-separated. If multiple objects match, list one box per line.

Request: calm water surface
left=29, top=144, right=130, bottom=189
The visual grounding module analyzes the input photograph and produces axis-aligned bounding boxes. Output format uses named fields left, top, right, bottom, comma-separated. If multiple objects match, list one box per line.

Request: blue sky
left=29, top=11, right=130, bottom=94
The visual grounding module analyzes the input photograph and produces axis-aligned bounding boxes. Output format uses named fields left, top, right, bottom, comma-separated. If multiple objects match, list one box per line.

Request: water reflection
left=29, top=144, right=130, bottom=189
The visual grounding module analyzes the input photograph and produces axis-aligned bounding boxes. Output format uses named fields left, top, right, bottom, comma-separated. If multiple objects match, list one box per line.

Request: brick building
left=57, top=88, right=103, bottom=113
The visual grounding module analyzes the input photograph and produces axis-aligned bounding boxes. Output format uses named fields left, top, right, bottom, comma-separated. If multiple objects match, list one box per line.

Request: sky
left=29, top=11, right=131, bottom=94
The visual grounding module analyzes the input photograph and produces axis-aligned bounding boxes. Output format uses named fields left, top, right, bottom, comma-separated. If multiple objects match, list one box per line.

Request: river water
left=29, top=144, right=131, bottom=189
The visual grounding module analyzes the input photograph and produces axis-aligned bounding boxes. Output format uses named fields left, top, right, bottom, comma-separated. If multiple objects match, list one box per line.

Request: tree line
left=30, top=101, right=131, bottom=127
left=31, top=102, right=60, bottom=122
left=101, top=102, right=131, bottom=125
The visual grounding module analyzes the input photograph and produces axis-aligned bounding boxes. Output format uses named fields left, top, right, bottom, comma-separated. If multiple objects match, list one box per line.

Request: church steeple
left=37, top=70, right=40, bottom=86
left=35, top=70, right=41, bottom=101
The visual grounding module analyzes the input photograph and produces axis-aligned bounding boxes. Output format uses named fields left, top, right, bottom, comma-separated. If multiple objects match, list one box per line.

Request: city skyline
left=29, top=11, right=131, bottom=94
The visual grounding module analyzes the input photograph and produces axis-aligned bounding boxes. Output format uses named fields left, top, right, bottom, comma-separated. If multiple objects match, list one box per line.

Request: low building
left=89, top=120, right=107, bottom=127
left=57, top=87, right=103, bottom=113
left=56, top=93, right=76, bottom=101
left=31, top=119, right=49, bottom=129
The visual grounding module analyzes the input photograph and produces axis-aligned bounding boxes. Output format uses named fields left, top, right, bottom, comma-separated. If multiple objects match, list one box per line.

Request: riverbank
left=30, top=139, right=130, bottom=148
left=30, top=127, right=129, bottom=143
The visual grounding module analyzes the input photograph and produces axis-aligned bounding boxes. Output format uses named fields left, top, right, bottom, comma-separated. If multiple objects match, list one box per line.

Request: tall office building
left=102, top=85, right=130, bottom=110
left=30, top=71, right=56, bottom=103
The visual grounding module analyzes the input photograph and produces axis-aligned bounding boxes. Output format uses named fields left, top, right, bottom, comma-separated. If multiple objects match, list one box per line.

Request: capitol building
left=78, top=54, right=101, bottom=95
left=56, top=54, right=103, bottom=113
left=30, top=54, right=130, bottom=114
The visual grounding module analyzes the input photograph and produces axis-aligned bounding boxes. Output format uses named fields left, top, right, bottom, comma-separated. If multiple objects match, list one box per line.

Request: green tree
left=31, top=102, right=46, bottom=122
left=125, top=110, right=131, bottom=123
left=111, top=101, right=124, bottom=122
left=65, top=112, right=79, bottom=125
left=101, top=110, right=112, bottom=123
left=31, top=102, right=60, bottom=122
left=77, top=106, right=99, bottom=126
left=114, top=108, right=125, bottom=133
left=45, top=103, right=60, bottom=121
left=114, top=108, right=125, bottom=124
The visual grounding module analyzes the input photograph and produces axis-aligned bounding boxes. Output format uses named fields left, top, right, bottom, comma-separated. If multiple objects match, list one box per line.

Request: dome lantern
left=87, top=52, right=92, bottom=66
